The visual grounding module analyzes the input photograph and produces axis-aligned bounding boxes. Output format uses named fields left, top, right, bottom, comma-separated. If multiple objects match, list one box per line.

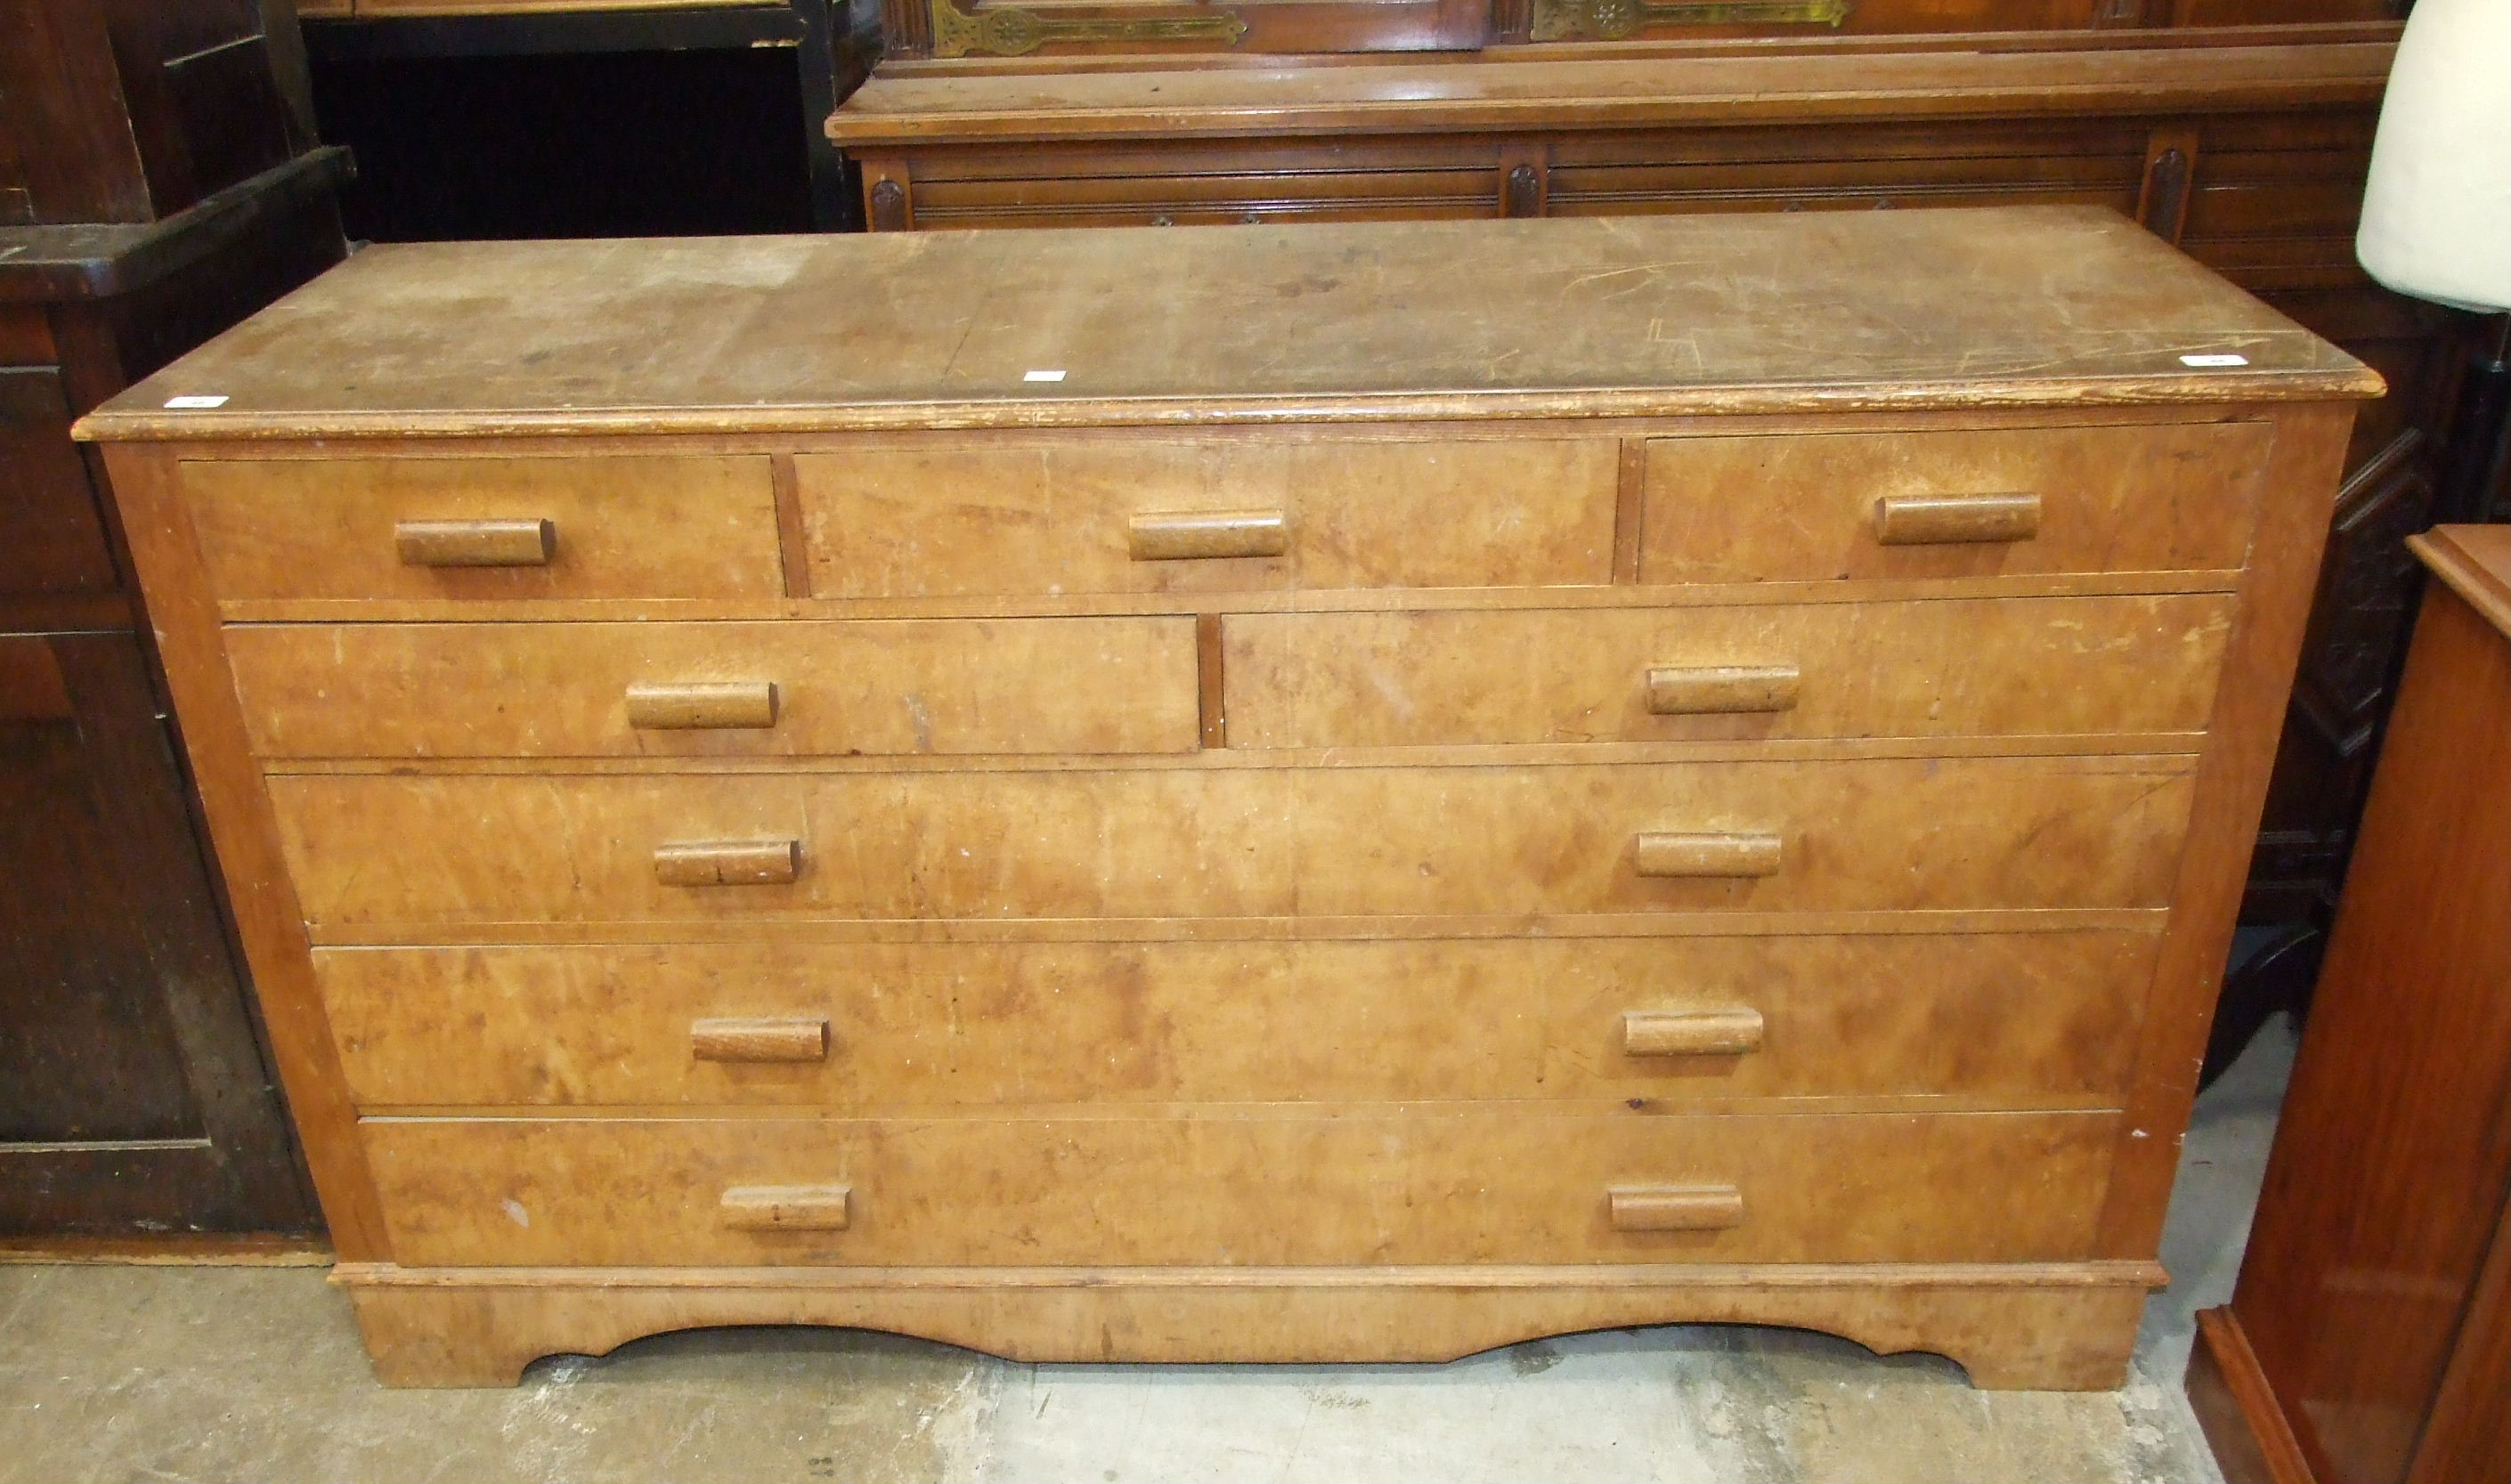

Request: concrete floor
left=0, top=1020, right=2296, bottom=1484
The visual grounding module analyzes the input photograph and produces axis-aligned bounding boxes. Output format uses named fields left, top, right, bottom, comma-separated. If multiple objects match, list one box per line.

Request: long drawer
left=1223, top=594, right=2234, bottom=748
left=792, top=436, right=1618, bottom=597
left=319, top=931, right=2155, bottom=1108
left=183, top=455, right=784, bottom=602
left=227, top=617, right=1202, bottom=758
left=269, top=755, right=2198, bottom=931
left=362, top=1107, right=2120, bottom=1267
left=1642, top=421, right=2271, bottom=583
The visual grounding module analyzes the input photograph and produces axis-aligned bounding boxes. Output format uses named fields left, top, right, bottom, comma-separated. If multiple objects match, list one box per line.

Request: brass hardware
left=929, top=0, right=1249, bottom=57
left=1532, top=0, right=1849, bottom=42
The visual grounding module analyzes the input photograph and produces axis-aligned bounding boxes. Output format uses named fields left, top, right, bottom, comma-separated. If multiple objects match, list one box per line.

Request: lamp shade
left=2356, top=0, right=2511, bottom=314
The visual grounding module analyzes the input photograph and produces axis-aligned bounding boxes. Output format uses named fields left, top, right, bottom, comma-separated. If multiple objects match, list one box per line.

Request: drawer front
left=269, top=756, right=2196, bottom=931
left=1641, top=422, right=2272, bottom=583
left=1223, top=594, right=2234, bottom=748
left=793, top=438, right=1617, bottom=598
left=364, top=1107, right=2117, bottom=1267
left=227, top=617, right=1200, bottom=758
left=183, top=456, right=783, bottom=601
left=320, top=931, right=2153, bottom=1108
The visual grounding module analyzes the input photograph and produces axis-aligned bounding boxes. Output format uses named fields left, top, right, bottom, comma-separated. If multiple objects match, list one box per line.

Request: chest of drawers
left=78, top=207, right=2377, bottom=1388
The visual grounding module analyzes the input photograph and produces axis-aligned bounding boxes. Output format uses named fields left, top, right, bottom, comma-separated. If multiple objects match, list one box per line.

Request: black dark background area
left=312, top=48, right=816, bottom=241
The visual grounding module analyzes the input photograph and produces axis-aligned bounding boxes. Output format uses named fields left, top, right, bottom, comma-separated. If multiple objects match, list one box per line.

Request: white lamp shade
left=2356, top=0, right=2511, bottom=314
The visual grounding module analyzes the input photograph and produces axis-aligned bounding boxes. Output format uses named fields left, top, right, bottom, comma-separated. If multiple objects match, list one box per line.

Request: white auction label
left=163, top=393, right=231, bottom=408
left=1023, top=369, right=1067, bottom=383
left=2178, top=354, right=2250, bottom=368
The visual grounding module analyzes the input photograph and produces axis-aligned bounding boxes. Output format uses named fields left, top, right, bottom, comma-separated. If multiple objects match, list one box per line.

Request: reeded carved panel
left=2293, top=430, right=2439, bottom=755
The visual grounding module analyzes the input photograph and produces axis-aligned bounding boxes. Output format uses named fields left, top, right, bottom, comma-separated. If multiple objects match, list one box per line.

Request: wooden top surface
left=828, top=34, right=2395, bottom=144
left=2410, top=526, right=2511, bottom=641
left=79, top=207, right=2378, bottom=442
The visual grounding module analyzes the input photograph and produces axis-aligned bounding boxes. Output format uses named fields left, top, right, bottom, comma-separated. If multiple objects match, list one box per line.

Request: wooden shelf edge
left=2187, top=1306, right=2321, bottom=1484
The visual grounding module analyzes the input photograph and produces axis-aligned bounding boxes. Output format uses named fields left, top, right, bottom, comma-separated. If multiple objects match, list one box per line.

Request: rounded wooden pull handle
left=394, top=517, right=556, bottom=567
left=691, top=1017, right=829, bottom=1062
left=1646, top=665, right=1800, bottom=716
left=1634, top=831, right=1783, bottom=878
left=1872, top=492, right=2041, bottom=546
left=1623, top=1008, right=1765, bottom=1057
left=627, top=681, right=779, bottom=730
left=1609, top=1183, right=1744, bottom=1232
left=1127, top=508, right=1288, bottom=561
left=654, top=839, right=800, bottom=887
left=719, top=1184, right=850, bottom=1231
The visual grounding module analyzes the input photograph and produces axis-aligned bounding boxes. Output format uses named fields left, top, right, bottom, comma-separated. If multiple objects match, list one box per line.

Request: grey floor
left=0, top=1020, right=2296, bottom=1484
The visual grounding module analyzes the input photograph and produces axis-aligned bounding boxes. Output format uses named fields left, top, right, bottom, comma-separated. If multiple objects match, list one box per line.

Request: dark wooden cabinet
left=0, top=0, right=348, bottom=1238
left=2188, top=525, right=2511, bottom=1484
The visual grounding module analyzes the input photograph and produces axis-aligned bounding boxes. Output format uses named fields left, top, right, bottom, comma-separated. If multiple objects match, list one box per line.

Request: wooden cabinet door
left=0, top=632, right=313, bottom=1234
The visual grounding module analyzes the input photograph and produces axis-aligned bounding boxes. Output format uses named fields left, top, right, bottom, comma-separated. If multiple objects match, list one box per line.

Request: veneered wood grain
left=181, top=455, right=782, bottom=600
left=335, top=1260, right=2159, bottom=1388
left=86, top=443, right=392, bottom=1259
left=313, top=931, right=2155, bottom=1108
left=360, top=1107, right=2121, bottom=1267
left=2230, top=571, right=2511, bottom=1484
left=265, top=755, right=2196, bottom=931
left=223, top=617, right=1203, bottom=758
left=1222, top=594, right=2234, bottom=747
left=1640, top=421, right=2273, bottom=583
left=77, top=211, right=2378, bottom=443
left=2095, top=403, right=2353, bottom=1258
left=795, top=437, right=1615, bottom=597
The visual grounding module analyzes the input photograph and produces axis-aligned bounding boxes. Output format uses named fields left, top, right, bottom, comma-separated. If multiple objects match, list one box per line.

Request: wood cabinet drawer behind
left=229, top=617, right=1200, bottom=758
left=794, top=437, right=1616, bottom=598
left=1223, top=594, right=2234, bottom=748
left=270, top=756, right=2196, bottom=931
left=320, top=931, right=2153, bottom=1109
left=183, top=455, right=783, bottom=602
left=364, top=1107, right=2119, bottom=1267
left=1641, top=422, right=2271, bottom=584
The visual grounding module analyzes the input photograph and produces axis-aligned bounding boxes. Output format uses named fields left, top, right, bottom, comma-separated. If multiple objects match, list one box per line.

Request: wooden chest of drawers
left=77, top=207, right=2376, bottom=1388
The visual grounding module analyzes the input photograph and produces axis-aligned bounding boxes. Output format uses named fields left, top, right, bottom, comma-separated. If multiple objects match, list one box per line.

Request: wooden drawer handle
left=627, top=681, right=779, bottom=731
left=1623, top=1008, right=1766, bottom=1057
left=394, top=517, right=555, bottom=567
left=1872, top=492, right=2041, bottom=546
left=1610, top=1183, right=1744, bottom=1232
left=1646, top=665, right=1800, bottom=716
left=1128, top=508, right=1288, bottom=561
left=654, top=839, right=800, bottom=887
left=1635, top=831, right=1783, bottom=879
left=719, top=1184, right=850, bottom=1232
left=691, top=1017, right=829, bottom=1063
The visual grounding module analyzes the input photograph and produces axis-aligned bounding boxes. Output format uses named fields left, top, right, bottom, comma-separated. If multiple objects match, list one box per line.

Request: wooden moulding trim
left=2408, top=528, right=2511, bottom=640
left=72, top=375, right=2388, bottom=444
left=333, top=1260, right=2167, bottom=1292
left=2188, top=1307, right=2320, bottom=1484
left=820, top=41, right=2396, bottom=146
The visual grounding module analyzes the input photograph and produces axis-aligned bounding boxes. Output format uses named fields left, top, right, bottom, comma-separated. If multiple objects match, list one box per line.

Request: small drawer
left=1223, top=594, right=2234, bottom=747
left=182, top=455, right=783, bottom=602
left=317, top=930, right=2154, bottom=1109
left=362, top=1107, right=2118, bottom=1267
left=792, top=436, right=1616, bottom=598
left=268, top=754, right=2196, bottom=933
left=1640, top=422, right=2272, bottom=584
left=226, top=617, right=1201, bottom=758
